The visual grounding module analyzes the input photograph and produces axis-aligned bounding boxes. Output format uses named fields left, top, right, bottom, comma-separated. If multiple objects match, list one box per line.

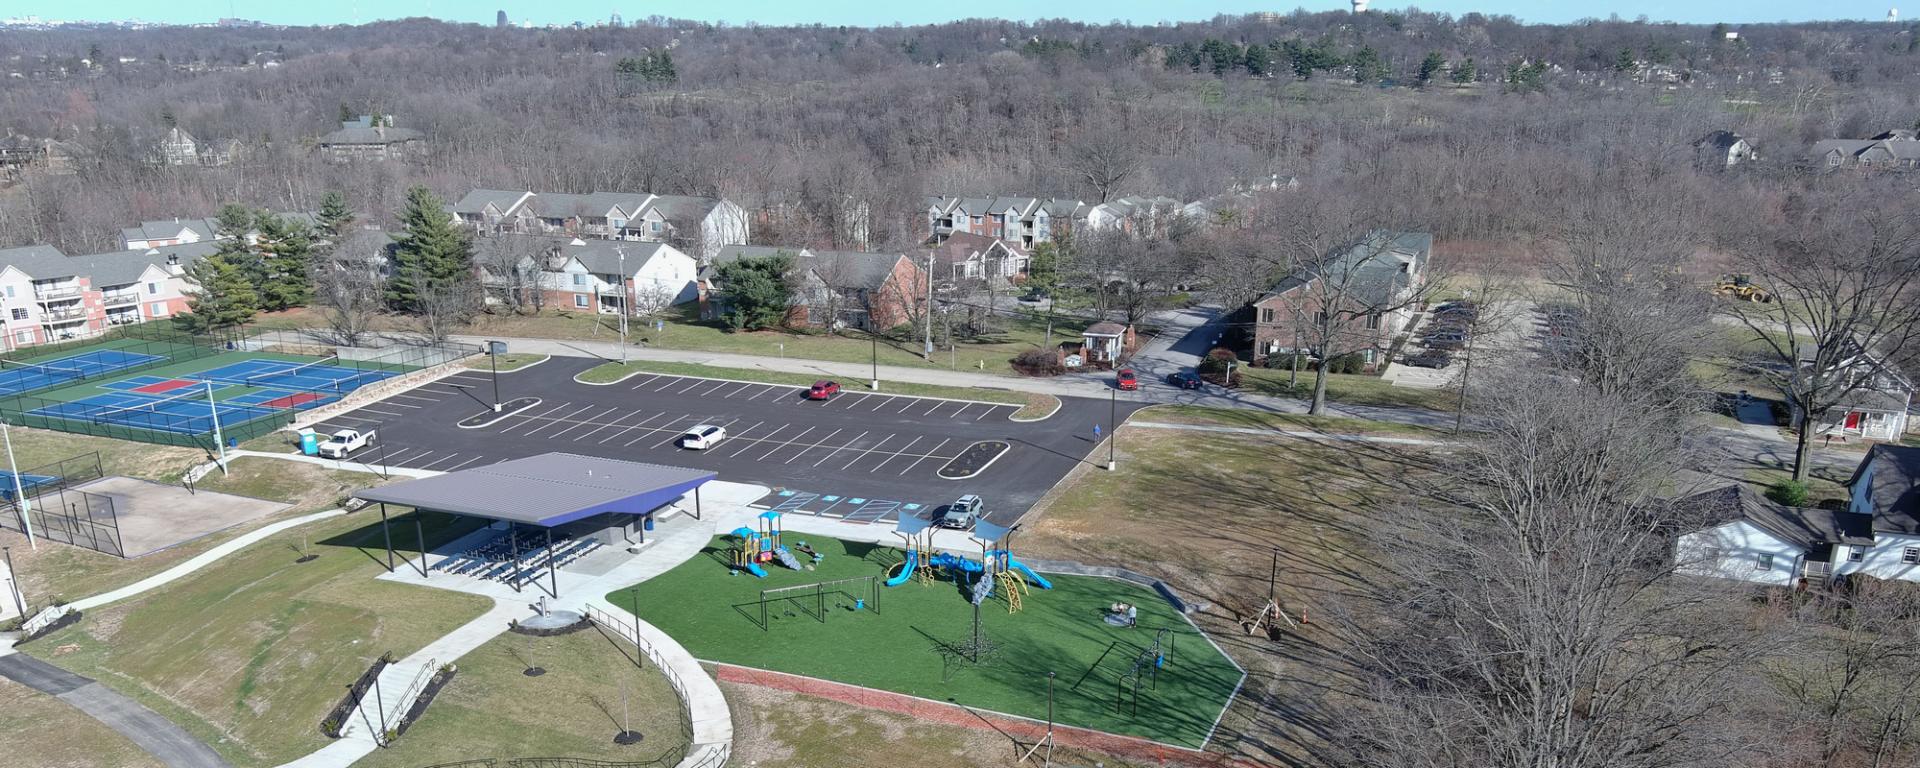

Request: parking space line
left=391, top=393, right=438, bottom=402
left=674, top=379, right=706, bottom=394
left=418, top=453, right=464, bottom=470
left=380, top=447, right=421, bottom=464
left=650, top=377, right=681, bottom=391
left=442, top=455, right=487, bottom=472
left=900, top=438, right=950, bottom=475
left=725, top=423, right=782, bottom=456
left=636, top=415, right=695, bottom=448
left=813, top=430, right=867, bottom=466
left=522, top=404, right=599, bottom=438
left=357, top=407, right=405, bottom=417
left=722, top=382, right=755, bottom=398
left=894, top=398, right=917, bottom=413
left=743, top=385, right=776, bottom=401
left=845, top=434, right=895, bottom=471
left=627, top=375, right=662, bottom=390
left=329, top=414, right=381, bottom=425
left=761, top=426, right=814, bottom=460
left=377, top=400, right=421, bottom=409
left=697, top=381, right=730, bottom=396
left=868, top=396, right=891, bottom=411
left=840, top=394, right=870, bottom=409
left=976, top=406, right=1000, bottom=421
left=784, top=428, right=841, bottom=464
left=869, top=436, right=921, bottom=473
left=574, top=408, right=642, bottom=441
left=919, top=400, right=945, bottom=416
left=951, top=403, right=972, bottom=419
left=397, top=450, right=435, bottom=466
left=602, top=412, right=667, bottom=444
left=497, top=403, right=571, bottom=435
left=551, top=406, right=624, bottom=440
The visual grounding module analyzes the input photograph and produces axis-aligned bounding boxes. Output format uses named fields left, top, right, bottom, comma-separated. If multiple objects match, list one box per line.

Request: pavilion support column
left=545, top=528, right=559, bottom=599
left=379, top=503, right=394, bottom=573
left=508, top=521, right=522, bottom=594
left=415, top=512, right=428, bottom=578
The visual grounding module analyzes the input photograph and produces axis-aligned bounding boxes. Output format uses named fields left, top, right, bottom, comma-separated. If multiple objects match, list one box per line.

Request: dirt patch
left=69, top=476, right=290, bottom=558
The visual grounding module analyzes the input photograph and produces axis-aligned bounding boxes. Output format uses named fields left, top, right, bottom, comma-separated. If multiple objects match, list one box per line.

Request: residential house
left=153, top=126, right=200, bottom=166
left=1677, top=445, right=1920, bottom=587
left=317, top=115, right=425, bottom=162
left=0, top=135, right=74, bottom=180
left=1241, top=231, right=1434, bottom=369
left=1791, top=343, right=1914, bottom=442
left=0, top=242, right=214, bottom=348
left=1085, top=196, right=1186, bottom=235
left=476, top=235, right=697, bottom=316
left=447, top=189, right=748, bottom=263
left=926, top=196, right=1089, bottom=250
left=1182, top=192, right=1259, bottom=225
left=120, top=211, right=320, bottom=250
left=701, top=245, right=926, bottom=330
left=927, top=232, right=1028, bottom=286
left=1694, top=130, right=1758, bottom=169
left=1809, top=129, right=1920, bottom=171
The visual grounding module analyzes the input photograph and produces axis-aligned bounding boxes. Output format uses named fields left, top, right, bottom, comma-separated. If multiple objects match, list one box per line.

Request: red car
left=808, top=380, right=841, bottom=400
left=1115, top=368, right=1138, bottom=390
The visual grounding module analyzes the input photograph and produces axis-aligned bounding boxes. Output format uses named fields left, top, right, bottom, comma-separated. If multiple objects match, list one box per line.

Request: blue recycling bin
left=642, top=515, right=655, bottom=532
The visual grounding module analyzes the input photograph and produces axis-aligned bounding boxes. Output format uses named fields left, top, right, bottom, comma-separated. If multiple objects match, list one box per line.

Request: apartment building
left=925, top=196, right=1090, bottom=250
left=0, top=242, right=213, bottom=349
left=448, top=189, right=749, bottom=263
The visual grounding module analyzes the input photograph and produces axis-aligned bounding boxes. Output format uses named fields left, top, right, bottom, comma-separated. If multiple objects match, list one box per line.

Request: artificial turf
left=609, top=536, right=1243, bottom=749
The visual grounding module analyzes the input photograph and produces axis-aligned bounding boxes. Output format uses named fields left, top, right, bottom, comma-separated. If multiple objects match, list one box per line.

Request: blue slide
left=885, top=549, right=917, bottom=587
left=744, top=562, right=768, bottom=578
left=1007, top=559, right=1053, bottom=590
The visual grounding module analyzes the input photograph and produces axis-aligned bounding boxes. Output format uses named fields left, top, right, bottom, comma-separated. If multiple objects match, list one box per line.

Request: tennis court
left=0, top=469, right=61, bottom=501
left=186, top=357, right=398, bottom=392
left=0, top=350, right=164, bottom=397
left=25, top=390, right=278, bottom=435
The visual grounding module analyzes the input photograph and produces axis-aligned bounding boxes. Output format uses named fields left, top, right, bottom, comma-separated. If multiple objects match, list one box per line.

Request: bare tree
left=1725, top=185, right=1920, bottom=482
left=1061, top=131, right=1142, bottom=203
left=475, top=235, right=542, bottom=315
left=410, top=271, right=481, bottom=343
left=1273, top=229, right=1441, bottom=416
left=310, top=231, right=388, bottom=346
left=1776, top=579, right=1920, bottom=768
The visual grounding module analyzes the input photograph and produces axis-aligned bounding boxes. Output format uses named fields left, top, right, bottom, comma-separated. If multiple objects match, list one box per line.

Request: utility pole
left=205, top=380, right=228, bottom=476
left=2, top=420, right=33, bottom=548
left=616, top=247, right=629, bottom=366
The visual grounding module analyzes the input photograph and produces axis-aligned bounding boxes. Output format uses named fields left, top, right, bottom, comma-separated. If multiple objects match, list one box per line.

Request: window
left=12, top=330, right=30, bottom=344
left=9, top=308, right=24, bottom=321
left=572, top=274, right=585, bottom=286
left=1260, top=308, right=1275, bottom=324
left=574, top=295, right=589, bottom=308
left=147, top=282, right=159, bottom=294
left=149, top=302, right=167, bottom=318
left=1849, top=546, right=1865, bottom=562
left=3, top=286, right=12, bottom=298
left=1756, top=553, right=1774, bottom=571
left=650, top=220, right=663, bottom=233
left=1904, top=547, right=1920, bottom=564
left=1365, top=313, right=1381, bottom=330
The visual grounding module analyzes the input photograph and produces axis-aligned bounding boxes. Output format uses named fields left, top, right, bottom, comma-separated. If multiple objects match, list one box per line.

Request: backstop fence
left=0, top=451, right=123, bottom=557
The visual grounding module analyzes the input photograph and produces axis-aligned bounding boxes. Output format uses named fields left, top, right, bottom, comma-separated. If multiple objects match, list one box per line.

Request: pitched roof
left=5, top=242, right=219, bottom=286
left=801, top=249, right=909, bottom=292
left=1682, top=484, right=1874, bottom=549
left=644, top=195, right=723, bottom=222
left=352, top=452, right=715, bottom=528
left=450, top=189, right=533, bottom=216
left=319, top=125, right=423, bottom=146
left=1085, top=321, right=1128, bottom=336
left=1694, top=130, right=1746, bottom=150
left=1848, top=444, right=1920, bottom=536
left=928, top=232, right=1022, bottom=266
left=1257, top=230, right=1434, bottom=307
left=561, top=238, right=677, bottom=275
left=120, top=217, right=217, bottom=244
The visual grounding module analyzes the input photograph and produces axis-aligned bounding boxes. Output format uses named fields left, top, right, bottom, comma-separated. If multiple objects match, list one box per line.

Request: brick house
left=701, top=245, right=927, bottom=331
left=1241, top=231, right=1433, bottom=369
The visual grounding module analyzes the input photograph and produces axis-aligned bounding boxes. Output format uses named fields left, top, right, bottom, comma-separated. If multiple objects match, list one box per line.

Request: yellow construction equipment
left=1713, top=274, right=1773, bottom=303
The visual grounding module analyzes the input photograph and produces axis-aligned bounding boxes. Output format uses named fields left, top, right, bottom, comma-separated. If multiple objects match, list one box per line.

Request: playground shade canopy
left=352, top=452, right=715, bottom=526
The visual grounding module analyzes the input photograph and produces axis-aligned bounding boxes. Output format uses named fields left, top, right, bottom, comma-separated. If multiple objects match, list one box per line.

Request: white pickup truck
left=317, top=428, right=377, bottom=459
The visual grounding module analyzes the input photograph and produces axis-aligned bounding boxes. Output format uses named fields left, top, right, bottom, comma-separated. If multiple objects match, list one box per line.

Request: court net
left=86, top=388, right=208, bottom=425
left=0, top=358, right=87, bottom=380
left=244, top=356, right=340, bottom=387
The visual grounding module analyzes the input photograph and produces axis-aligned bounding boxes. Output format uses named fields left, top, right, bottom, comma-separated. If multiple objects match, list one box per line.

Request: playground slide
left=744, top=562, right=768, bottom=578
left=1007, top=559, right=1053, bottom=590
left=884, top=549, right=917, bottom=587
left=774, top=546, right=804, bottom=571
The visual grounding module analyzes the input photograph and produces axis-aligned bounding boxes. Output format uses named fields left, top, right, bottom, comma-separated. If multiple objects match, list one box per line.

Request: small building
left=927, top=232, right=1028, bottom=286
left=478, top=235, right=698, bottom=315
left=1793, top=343, right=1913, bottom=443
left=1694, top=130, right=1758, bottom=169
left=317, top=115, right=424, bottom=162
left=1075, top=321, right=1137, bottom=369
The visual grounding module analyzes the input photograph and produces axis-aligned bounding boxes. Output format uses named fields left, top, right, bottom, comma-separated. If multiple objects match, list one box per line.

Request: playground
left=609, top=526, right=1244, bottom=749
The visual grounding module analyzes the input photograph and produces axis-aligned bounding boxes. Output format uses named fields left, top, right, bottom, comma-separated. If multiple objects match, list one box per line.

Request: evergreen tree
left=338, top=103, right=354, bottom=123
left=715, top=253, right=794, bottom=331
left=1614, top=47, right=1638, bottom=73
left=160, top=105, right=177, bottom=129
left=317, top=191, right=355, bottom=241
left=1242, top=43, right=1273, bottom=77
left=211, top=204, right=267, bottom=289
left=175, top=254, right=259, bottom=333
left=386, top=186, right=474, bottom=312
left=1417, top=51, right=1447, bottom=86
left=1451, top=57, right=1478, bottom=84
left=1350, top=47, right=1386, bottom=84
left=255, top=213, right=315, bottom=311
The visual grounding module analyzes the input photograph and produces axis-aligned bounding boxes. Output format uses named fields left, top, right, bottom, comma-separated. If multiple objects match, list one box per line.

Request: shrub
left=1198, top=348, right=1244, bottom=387
left=1011, top=348, right=1064, bottom=377
left=1767, top=480, right=1810, bottom=507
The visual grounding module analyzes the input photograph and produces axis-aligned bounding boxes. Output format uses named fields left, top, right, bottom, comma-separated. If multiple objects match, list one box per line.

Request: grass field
left=357, top=627, right=689, bottom=767
left=28, top=506, right=492, bottom=767
left=1137, top=403, right=1445, bottom=437
left=0, top=676, right=165, bottom=768
left=611, top=536, right=1242, bottom=749
left=1237, top=366, right=1457, bottom=412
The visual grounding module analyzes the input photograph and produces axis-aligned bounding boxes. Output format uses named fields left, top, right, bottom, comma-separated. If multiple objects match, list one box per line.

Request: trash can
left=642, top=514, right=655, bottom=532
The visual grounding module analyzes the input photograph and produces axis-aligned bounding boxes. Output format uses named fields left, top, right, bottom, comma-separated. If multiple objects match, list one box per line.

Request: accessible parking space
left=307, top=357, right=1143, bottom=524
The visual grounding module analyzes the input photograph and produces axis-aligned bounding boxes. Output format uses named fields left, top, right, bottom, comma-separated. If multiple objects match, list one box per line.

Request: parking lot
left=307, top=357, right=1145, bottom=526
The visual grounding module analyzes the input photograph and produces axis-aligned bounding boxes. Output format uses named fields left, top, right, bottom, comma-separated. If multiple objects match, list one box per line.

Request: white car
left=679, top=424, right=727, bottom=450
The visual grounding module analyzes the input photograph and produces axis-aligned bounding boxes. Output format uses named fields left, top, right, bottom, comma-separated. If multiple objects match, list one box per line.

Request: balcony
left=33, top=284, right=81, bottom=301
left=102, top=292, right=140, bottom=307
left=39, top=307, right=88, bottom=323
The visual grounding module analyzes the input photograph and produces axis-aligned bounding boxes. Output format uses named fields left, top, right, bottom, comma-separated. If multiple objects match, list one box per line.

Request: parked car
left=1424, top=330, right=1469, bottom=351
left=938, top=494, right=982, bottom=530
left=807, top=380, right=841, bottom=400
left=678, top=424, right=728, bottom=450
left=1404, top=351, right=1453, bottom=369
left=1115, top=368, right=1138, bottom=390
left=317, top=428, right=376, bottom=459
left=1166, top=370, right=1205, bottom=390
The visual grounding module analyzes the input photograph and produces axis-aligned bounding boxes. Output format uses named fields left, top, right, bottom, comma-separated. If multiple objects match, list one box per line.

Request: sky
left=1, top=1, right=1903, bottom=28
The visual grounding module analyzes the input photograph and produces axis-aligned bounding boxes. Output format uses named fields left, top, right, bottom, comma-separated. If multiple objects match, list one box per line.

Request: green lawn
left=29, top=508, right=493, bottom=767
left=574, top=359, right=1034, bottom=408
left=1236, top=366, right=1457, bottom=412
left=611, top=536, right=1242, bottom=749
left=357, top=627, right=689, bottom=767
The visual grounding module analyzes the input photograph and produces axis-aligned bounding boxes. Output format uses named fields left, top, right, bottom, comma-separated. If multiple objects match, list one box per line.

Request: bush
left=1326, top=353, right=1367, bottom=375
left=1011, top=348, right=1064, bottom=377
left=1198, top=348, right=1244, bottom=387
left=1767, top=480, right=1810, bottom=507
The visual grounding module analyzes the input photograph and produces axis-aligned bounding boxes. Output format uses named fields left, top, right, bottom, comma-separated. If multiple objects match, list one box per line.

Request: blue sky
left=3, top=2, right=1900, bottom=27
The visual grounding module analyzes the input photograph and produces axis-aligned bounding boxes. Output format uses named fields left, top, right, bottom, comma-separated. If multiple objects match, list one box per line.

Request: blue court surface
left=27, top=391, right=279, bottom=435
left=187, top=358, right=397, bottom=393
left=0, top=469, right=61, bottom=501
left=0, top=350, right=163, bottom=397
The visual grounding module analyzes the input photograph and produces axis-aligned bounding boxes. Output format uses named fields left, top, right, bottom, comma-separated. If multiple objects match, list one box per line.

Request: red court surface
left=132, top=378, right=196, bottom=394
left=260, top=392, right=324, bottom=409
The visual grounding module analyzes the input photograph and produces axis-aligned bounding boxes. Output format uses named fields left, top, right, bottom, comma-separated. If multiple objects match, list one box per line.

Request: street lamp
left=3, top=545, right=25, bottom=618
left=870, top=331, right=880, bottom=391
left=2, top=419, right=33, bottom=548
left=205, top=380, right=229, bottom=476
left=489, top=341, right=502, bottom=412
left=615, top=247, right=629, bottom=366
left=1107, top=388, right=1117, bottom=472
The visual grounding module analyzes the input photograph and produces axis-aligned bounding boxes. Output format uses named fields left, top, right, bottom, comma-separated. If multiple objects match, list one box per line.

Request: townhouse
left=1240, top=231, right=1434, bottom=369
left=701, top=245, right=927, bottom=331
left=121, top=211, right=320, bottom=250
left=927, top=231, right=1029, bottom=286
left=477, top=235, right=699, bottom=316
left=0, top=242, right=214, bottom=348
left=448, top=189, right=749, bottom=263
left=925, top=196, right=1089, bottom=250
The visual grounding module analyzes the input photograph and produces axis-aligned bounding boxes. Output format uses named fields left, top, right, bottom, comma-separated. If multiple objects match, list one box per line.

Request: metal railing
left=32, top=284, right=80, bottom=301
left=101, top=292, right=139, bottom=306
left=38, top=306, right=87, bottom=322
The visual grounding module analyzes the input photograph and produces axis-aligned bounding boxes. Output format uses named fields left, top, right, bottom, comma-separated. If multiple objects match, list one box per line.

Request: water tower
left=1890, top=7, right=1900, bottom=22
left=1353, top=0, right=1371, bottom=11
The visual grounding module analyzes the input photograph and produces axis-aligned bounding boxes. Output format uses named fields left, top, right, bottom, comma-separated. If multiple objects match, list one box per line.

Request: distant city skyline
left=0, top=1, right=1902, bottom=28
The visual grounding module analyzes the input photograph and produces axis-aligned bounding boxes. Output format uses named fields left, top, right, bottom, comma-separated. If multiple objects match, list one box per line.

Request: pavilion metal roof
left=352, top=452, right=715, bottom=527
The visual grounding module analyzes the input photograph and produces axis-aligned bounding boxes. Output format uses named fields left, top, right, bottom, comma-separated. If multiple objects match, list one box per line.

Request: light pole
left=204, top=380, right=229, bottom=475
left=924, top=251, right=935, bottom=361
left=2, top=420, right=33, bottom=548
left=489, top=342, right=502, bottom=412
left=3, top=545, right=26, bottom=618
left=1107, top=388, right=1117, bottom=471
left=616, top=247, right=629, bottom=366
left=869, top=331, right=879, bottom=391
